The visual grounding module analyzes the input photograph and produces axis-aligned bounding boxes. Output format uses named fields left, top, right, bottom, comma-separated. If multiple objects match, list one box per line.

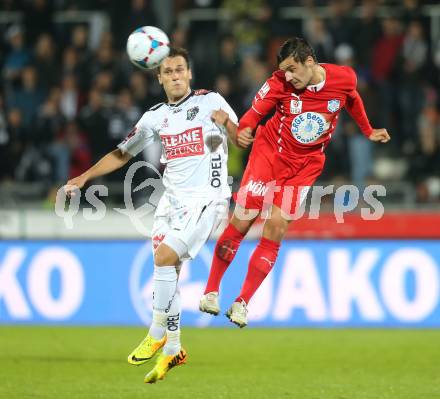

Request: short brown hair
left=277, top=37, right=317, bottom=65
left=158, top=47, right=190, bottom=72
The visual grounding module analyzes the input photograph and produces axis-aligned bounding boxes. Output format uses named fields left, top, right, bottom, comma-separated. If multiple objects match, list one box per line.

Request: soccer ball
left=126, top=26, right=170, bottom=70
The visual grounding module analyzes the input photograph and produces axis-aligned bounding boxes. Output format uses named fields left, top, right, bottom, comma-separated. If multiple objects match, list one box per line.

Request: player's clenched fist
left=237, top=127, right=254, bottom=149
left=211, top=109, right=230, bottom=127
left=369, top=128, right=390, bottom=143
left=64, top=174, right=88, bottom=197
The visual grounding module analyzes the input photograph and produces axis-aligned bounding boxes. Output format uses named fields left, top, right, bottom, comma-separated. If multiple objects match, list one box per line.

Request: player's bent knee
left=231, top=213, right=256, bottom=235
left=154, top=244, right=180, bottom=266
left=263, top=219, right=288, bottom=242
left=154, top=236, right=188, bottom=266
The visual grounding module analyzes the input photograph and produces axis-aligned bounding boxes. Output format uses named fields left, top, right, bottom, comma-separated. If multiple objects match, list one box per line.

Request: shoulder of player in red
left=320, top=63, right=358, bottom=93
left=258, top=70, right=288, bottom=98
left=237, top=71, right=286, bottom=131
left=250, top=71, right=286, bottom=112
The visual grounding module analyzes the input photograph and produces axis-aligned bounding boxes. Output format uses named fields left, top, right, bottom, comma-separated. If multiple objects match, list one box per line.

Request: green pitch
left=0, top=327, right=438, bottom=399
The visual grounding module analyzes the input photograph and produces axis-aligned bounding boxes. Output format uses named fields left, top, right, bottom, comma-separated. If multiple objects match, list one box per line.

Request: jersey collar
left=306, top=64, right=327, bottom=92
left=306, top=79, right=325, bottom=92
left=167, top=90, right=194, bottom=107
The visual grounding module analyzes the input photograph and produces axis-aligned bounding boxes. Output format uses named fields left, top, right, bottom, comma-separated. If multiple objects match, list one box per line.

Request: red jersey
left=239, top=63, right=373, bottom=156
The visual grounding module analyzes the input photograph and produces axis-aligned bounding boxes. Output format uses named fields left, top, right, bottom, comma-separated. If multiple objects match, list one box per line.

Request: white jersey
left=118, top=90, right=238, bottom=199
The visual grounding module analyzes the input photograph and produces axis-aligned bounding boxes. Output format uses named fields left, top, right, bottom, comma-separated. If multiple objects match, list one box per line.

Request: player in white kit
left=64, top=48, right=238, bottom=383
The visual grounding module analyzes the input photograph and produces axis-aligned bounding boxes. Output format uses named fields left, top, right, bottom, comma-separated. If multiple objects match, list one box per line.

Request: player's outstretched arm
left=211, top=109, right=239, bottom=146
left=368, top=128, right=390, bottom=143
left=345, top=71, right=391, bottom=144
left=64, top=149, right=132, bottom=197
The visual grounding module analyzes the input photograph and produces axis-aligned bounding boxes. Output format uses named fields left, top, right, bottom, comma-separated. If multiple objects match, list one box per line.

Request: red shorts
left=235, top=131, right=325, bottom=215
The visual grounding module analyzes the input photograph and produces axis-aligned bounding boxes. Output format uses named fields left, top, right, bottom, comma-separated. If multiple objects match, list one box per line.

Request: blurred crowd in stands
left=0, top=0, right=439, bottom=204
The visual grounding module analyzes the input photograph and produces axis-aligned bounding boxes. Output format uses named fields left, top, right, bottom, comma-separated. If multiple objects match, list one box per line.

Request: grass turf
left=0, top=327, right=438, bottom=399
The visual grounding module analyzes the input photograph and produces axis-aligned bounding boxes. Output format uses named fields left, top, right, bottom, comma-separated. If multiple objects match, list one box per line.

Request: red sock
left=236, top=237, right=280, bottom=304
left=204, top=223, right=245, bottom=294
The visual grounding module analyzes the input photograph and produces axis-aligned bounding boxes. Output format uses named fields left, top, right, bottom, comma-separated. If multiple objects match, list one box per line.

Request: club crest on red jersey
left=290, top=99, right=303, bottom=114
left=327, top=99, right=340, bottom=113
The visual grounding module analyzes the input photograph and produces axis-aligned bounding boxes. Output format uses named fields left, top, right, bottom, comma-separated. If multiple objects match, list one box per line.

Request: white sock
left=148, top=265, right=177, bottom=340
left=148, top=311, right=167, bottom=340
left=163, top=289, right=181, bottom=355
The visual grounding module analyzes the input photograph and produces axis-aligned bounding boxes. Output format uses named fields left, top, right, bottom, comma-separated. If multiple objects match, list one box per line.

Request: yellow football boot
left=144, top=348, right=187, bottom=383
left=127, top=334, right=166, bottom=365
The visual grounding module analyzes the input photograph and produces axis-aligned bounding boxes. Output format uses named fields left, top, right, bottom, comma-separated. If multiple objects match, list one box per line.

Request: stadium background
left=0, top=1, right=439, bottom=398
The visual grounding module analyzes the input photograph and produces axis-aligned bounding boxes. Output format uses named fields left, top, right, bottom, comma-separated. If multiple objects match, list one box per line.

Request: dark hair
left=158, top=47, right=190, bottom=71
left=277, top=37, right=317, bottom=65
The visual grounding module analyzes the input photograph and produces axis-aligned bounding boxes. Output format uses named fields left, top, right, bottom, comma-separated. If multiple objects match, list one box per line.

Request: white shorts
left=151, top=192, right=229, bottom=260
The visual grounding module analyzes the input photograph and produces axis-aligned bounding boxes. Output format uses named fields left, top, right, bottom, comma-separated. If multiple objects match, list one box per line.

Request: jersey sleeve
left=239, top=72, right=282, bottom=131
left=343, top=66, right=373, bottom=137
left=251, top=73, right=282, bottom=116
left=341, top=66, right=359, bottom=94
left=211, top=92, right=238, bottom=124
left=117, top=111, right=158, bottom=156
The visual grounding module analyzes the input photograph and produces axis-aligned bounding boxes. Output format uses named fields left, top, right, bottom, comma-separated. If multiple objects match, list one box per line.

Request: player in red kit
left=199, top=37, right=390, bottom=327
